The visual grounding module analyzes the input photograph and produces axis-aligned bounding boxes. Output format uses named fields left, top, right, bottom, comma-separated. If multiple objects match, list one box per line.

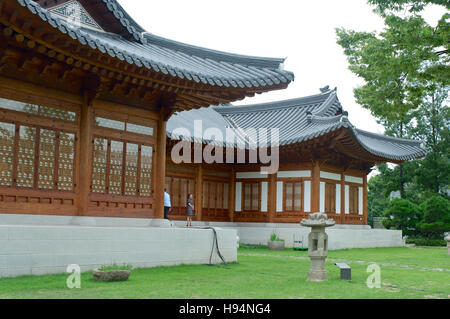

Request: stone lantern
left=301, top=212, right=335, bottom=282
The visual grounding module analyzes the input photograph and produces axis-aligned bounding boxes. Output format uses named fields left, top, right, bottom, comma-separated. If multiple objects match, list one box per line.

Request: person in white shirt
left=164, top=188, right=171, bottom=220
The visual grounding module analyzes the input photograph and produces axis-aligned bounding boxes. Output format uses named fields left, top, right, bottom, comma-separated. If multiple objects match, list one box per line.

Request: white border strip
left=277, top=170, right=311, bottom=178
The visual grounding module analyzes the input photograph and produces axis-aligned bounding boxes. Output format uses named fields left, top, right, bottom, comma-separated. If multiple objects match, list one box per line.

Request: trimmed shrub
left=382, top=198, right=422, bottom=236
left=417, top=195, right=450, bottom=239
left=405, top=237, right=447, bottom=247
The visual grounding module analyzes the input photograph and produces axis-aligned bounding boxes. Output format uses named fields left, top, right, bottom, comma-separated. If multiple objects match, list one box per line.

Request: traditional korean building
left=166, top=88, right=427, bottom=225
left=0, top=0, right=426, bottom=227
left=0, top=0, right=294, bottom=220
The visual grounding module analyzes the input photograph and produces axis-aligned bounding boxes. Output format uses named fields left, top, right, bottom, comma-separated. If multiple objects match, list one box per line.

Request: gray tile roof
left=17, top=0, right=294, bottom=89
left=167, top=88, right=427, bottom=162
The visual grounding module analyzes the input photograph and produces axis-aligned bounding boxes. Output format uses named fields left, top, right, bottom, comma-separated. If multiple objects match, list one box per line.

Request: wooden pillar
left=77, top=93, right=94, bottom=216
left=268, top=172, right=277, bottom=223
left=363, top=174, right=368, bottom=225
left=195, top=164, right=203, bottom=221
left=340, top=172, right=345, bottom=225
left=311, top=161, right=320, bottom=213
left=154, top=110, right=167, bottom=219
left=229, top=168, right=235, bottom=222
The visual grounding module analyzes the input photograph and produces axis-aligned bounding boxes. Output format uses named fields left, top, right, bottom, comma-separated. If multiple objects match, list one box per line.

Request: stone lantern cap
left=301, top=213, right=336, bottom=228
left=445, top=235, right=450, bottom=242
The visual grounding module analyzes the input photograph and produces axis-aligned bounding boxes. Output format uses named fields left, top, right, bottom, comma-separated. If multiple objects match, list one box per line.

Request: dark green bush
left=417, top=195, right=450, bottom=239
left=405, top=237, right=447, bottom=247
left=382, top=198, right=422, bottom=236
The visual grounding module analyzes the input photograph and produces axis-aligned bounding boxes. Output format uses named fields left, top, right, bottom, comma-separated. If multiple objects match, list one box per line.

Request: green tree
left=418, top=195, right=450, bottom=238
left=382, top=198, right=422, bottom=236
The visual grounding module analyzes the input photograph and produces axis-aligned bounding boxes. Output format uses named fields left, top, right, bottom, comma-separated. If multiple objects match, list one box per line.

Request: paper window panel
left=349, top=186, right=359, bottom=214
left=294, top=182, right=302, bottom=211
left=209, top=182, right=216, bottom=209
left=0, top=98, right=38, bottom=114
left=92, top=138, right=108, bottom=193
left=40, top=106, right=76, bottom=122
left=108, top=140, right=123, bottom=195
left=251, top=183, right=259, bottom=211
left=124, top=143, right=138, bottom=196
left=223, top=183, right=229, bottom=209
left=244, top=183, right=252, bottom=211
left=140, top=145, right=153, bottom=197
left=172, top=178, right=180, bottom=207
left=38, top=129, right=56, bottom=190
left=57, top=132, right=75, bottom=191
left=96, top=117, right=125, bottom=131
left=216, top=183, right=223, bottom=209
left=285, top=182, right=293, bottom=211
left=126, top=123, right=154, bottom=136
left=202, top=182, right=208, bottom=208
left=17, top=126, right=36, bottom=188
left=0, top=122, right=15, bottom=186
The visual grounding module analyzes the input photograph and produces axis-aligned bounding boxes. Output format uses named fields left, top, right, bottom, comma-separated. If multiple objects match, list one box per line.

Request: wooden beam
left=77, top=92, right=95, bottom=215
left=195, top=164, right=203, bottom=221
left=268, top=172, right=276, bottom=222
left=311, top=161, right=320, bottom=213
left=153, top=107, right=167, bottom=219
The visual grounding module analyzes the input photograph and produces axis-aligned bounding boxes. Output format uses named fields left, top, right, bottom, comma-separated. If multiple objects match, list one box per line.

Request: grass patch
left=0, top=247, right=448, bottom=299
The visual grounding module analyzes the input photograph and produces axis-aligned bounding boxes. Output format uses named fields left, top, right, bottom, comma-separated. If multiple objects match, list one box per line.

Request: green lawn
left=0, top=246, right=448, bottom=299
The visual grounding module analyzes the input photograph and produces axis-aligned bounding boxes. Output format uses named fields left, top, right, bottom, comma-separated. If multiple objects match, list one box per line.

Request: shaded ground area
left=0, top=246, right=448, bottom=299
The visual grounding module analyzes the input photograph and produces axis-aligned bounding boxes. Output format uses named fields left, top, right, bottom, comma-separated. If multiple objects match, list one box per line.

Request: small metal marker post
left=301, top=213, right=335, bottom=282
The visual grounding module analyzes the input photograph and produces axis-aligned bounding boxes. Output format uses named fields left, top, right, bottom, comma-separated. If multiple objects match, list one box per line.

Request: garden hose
left=192, top=226, right=227, bottom=266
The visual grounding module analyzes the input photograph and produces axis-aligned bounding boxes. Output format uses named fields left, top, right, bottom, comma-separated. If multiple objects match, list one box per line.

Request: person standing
left=186, top=193, right=194, bottom=227
left=164, top=188, right=171, bottom=220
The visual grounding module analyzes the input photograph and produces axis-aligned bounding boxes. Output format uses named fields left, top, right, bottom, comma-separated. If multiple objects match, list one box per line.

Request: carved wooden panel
left=92, top=137, right=108, bottom=193
left=57, top=132, right=75, bottom=191
left=38, top=129, right=56, bottom=190
left=17, top=126, right=36, bottom=188
left=0, top=122, right=15, bottom=186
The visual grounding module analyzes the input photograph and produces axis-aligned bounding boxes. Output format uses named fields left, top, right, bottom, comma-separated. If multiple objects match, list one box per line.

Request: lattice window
left=325, top=183, right=336, bottom=213
left=40, top=106, right=76, bottom=122
left=58, top=132, right=75, bottom=191
left=140, top=145, right=153, bottom=197
left=223, top=183, right=229, bottom=209
left=0, top=122, right=15, bottom=186
left=243, top=182, right=259, bottom=212
left=38, top=129, right=56, bottom=190
left=92, top=138, right=108, bottom=193
left=17, top=126, right=36, bottom=188
left=349, top=186, right=359, bottom=214
left=108, top=141, right=123, bottom=195
left=0, top=98, right=76, bottom=122
left=127, top=123, right=154, bottom=136
left=284, top=182, right=302, bottom=212
left=96, top=117, right=125, bottom=131
left=0, top=98, right=38, bottom=114
left=124, top=143, right=138, bottom=196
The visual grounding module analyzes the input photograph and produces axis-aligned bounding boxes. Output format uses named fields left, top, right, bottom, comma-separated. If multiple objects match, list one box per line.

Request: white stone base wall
left=0, top=223, right=237, bottom=278
left=172, top=221, right=403, bottom=250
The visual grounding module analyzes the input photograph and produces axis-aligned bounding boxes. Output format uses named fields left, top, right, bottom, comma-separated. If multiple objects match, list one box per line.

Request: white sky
left=118, top=0, right=445, bottom=135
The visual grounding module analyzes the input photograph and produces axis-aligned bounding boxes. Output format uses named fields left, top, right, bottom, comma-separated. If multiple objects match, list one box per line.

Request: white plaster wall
left=276, top=182, right=283, bottom=212
left=0, top=225, right=238, bottom=278
left=320, top=171, right=341, bottom=181
left=231, top=226, right=403, bottom=250
left=336, top=184, right=341, bottom=214
left=236, top=172, right=268, bottom=179
left=319, top=182, right=325, bottom=213
left=345, top=175, right=363, bottom=184
left=304, top=181, right=311, bottom=213
left=345, top=185, right=350, bottom=215
left=261, top=182, right=268, bottom=212
left=277, top=170, right=311, bottom=178
left=235, top=182, right=242, bottom=212
left=359, top=187, right=364, bottom=215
